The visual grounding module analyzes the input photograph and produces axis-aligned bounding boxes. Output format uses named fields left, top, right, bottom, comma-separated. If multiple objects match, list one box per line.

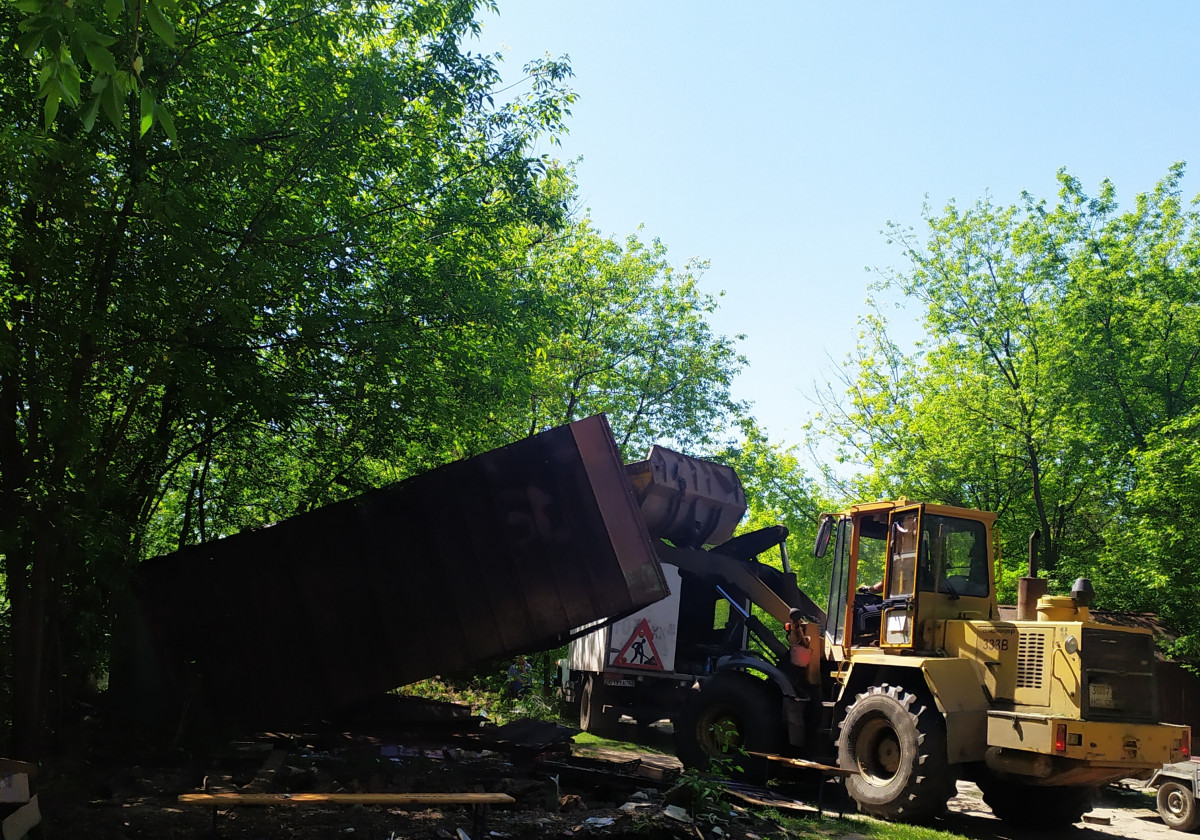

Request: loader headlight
left=1063, top=635, right=1078, bottom=655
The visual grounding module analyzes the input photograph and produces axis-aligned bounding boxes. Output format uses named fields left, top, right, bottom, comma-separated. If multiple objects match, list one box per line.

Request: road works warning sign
left=611, top=618, right=663, bottom=670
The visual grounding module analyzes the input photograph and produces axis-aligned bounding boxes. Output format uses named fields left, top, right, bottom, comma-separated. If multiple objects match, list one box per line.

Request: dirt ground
left=939, top=779, right=1173, bottom=840
left=26, top=710, right=1184, bottom=840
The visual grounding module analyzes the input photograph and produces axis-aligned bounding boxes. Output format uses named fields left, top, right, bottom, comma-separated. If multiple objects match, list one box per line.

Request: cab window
left=920, top=514, right=988, bottom=597
left=887, top=509, right=920, bottom=597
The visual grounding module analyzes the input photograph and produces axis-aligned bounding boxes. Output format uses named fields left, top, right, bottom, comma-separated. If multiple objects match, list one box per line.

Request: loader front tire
left=978, top=777, right=1096, bottom=827
left=838, top=684, right=954, bottom=822
left=674, top=673, right=782, bottom=774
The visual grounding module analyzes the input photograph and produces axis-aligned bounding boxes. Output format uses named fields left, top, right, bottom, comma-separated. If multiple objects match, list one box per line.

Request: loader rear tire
left=674, top=673, right=782, bottom=774
left=979, top=777, right=1096, bottom=827
left=1158, top=780, right=1200, bottom=832
left=837, top=683, right=954, bottom=822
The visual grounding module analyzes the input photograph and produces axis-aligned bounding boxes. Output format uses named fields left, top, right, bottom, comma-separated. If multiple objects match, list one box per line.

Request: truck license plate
left=604, top=678, right=634, bottom=688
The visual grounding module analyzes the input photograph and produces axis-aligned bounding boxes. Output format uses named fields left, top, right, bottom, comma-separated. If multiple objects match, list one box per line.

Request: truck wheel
left=580, top=675, right=617, bottom=737
left=674, top=673, right=781, bottom=773
left=1159, top=781, right=1200, bottom=832
left=838, top=684, right=953, bottom=822
left=979, top=778, right=1096, bottom=827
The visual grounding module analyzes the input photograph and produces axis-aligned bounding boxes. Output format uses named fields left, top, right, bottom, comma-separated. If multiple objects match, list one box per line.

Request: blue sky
left=476, top=2, right=1200, bottom=458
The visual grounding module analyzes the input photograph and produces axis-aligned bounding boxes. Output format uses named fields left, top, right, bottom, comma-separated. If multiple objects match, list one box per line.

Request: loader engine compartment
left=1079, top=625, right=1158, bottom=722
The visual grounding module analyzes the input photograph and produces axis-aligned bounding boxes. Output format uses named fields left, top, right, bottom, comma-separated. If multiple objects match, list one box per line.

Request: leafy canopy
left=1, top=0, right=577, bottom=753
left=816, top=164, right=1200, bottom=616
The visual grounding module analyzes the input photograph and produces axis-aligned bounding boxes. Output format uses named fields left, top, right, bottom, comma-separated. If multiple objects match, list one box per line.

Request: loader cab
left=816, top=501, right=997, bottom=658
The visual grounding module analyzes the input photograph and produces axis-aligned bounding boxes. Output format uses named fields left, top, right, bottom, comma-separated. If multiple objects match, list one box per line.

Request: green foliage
left=1098, top=409, right=1200, bottom=660
left=718, top=419, right=832, bottom=605
left=16, top=0, right=214, bottom=136
left=671, top=764, right=734, bottom=826
left=816, top=164, right=1200, bottom=613
left=667, top=719, right=742, bottom=825
left=772, top=812, right=978, bottom=840
left=397, top=653, right=559, bottom=726
left=499, top=219, right=748, bottom=457
left=0, top=0, right=577, bottom=753
left=670, top=734, right=742, bottom=827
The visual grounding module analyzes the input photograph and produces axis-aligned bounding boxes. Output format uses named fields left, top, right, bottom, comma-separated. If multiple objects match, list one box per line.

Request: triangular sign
left=611, top=618, right=663, bottom=670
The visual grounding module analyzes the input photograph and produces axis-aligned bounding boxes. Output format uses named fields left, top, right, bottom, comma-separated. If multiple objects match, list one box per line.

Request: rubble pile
left=41, top=698, right=826, bottom=839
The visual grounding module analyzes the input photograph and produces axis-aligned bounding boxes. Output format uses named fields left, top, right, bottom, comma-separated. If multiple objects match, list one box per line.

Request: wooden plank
left=722, top=786, right=813, bottom=814
left=746, top=752, right=856, bottom=776
left=178, top=792, right=515, bottom=807
left=2, top=794, right=40, bottom=840
left=0, top=760, right=35, bottom=780
left=0, top=773, right=31, bottom=804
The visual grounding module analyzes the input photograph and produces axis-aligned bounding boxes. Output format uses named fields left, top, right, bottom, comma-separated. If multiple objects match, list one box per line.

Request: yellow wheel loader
left=629, top=491, right=1190, bottom=825
left=556, top=446, right=1189, bottom=826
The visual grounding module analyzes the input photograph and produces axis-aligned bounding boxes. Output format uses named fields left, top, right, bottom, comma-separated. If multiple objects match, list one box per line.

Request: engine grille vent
left=1017, top=631, right=1047, bottom=689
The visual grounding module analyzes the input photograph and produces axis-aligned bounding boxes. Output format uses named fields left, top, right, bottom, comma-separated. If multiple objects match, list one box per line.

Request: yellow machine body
left=821, top=499, right=1190, bottom=786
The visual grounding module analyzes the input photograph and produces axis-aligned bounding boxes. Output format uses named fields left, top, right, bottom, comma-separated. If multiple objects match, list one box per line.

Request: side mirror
left=813, top=515, right=834, bottom=558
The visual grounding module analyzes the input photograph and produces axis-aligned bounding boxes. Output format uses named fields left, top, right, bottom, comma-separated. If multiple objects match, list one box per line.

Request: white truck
left=567, top=563, right=690, bottom=735
left=563, top=446, right=810, bottom=738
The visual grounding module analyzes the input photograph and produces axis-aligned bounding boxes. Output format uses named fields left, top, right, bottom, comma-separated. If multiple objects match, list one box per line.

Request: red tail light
left=1055, top=723, right=1067, bottom=753
left=1183, top=731, right=1191, bottom=759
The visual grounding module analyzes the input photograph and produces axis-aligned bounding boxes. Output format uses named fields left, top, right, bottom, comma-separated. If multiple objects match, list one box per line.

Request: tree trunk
left=8, top=532, right=53, bottom=759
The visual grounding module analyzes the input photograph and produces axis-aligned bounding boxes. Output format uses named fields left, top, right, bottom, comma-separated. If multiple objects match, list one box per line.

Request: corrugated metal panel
left=134, top=415, right=667, bottom=730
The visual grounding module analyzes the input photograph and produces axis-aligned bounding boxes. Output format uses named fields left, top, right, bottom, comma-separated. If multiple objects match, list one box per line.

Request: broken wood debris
left=0, top=759, right=39, bottom=840
left=541, top=754, right=680, bottom=791
left=720, top=781, right=818, bottom=815
left=457, top=718, right=578, bottom=760
left=744, top=751, right=853, bottom=816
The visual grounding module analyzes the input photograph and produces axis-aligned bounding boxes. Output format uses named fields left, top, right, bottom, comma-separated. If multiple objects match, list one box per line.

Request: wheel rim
left=696, top=706, right=744, bottom=756
left=853, top=716, right=902, bottom=784
left=1167, top=787, right=1187, bottom=817
left=581, top=677, right=595, bottom=729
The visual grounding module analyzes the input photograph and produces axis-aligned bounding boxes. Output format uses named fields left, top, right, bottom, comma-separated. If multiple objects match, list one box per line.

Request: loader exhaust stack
left=1016, top=528, right=1047, bottom=621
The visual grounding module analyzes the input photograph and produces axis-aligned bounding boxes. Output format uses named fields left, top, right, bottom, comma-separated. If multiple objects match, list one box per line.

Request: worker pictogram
left=611, top=618, right=663, bottom=670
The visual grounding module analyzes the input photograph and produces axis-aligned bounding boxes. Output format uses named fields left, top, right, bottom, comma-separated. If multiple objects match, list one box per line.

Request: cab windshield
left=883, top=510, right=989, bottom=599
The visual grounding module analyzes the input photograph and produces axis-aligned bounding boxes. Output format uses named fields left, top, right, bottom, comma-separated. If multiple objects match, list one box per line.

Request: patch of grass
left=769, top=814, right=859, bottom=839
left=772, top=813, right=976, bottom=840
left=570, top=729, right=673, bottom=755
left=396, top=674, right=568, bottom=726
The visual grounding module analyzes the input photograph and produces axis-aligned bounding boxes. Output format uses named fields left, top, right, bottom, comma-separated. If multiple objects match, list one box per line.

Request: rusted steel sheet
left=134, top=415, right=667, bottom=730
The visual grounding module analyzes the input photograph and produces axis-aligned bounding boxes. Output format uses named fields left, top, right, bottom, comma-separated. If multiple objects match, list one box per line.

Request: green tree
left=505, top=221, right=747, bottom=457
left=1, top=0, right=574, bottom=755
left=717, top=419, right=831, bottom=604
left=817, top=165, right=1200, bottom=603
left=1100, top=410, right=1200, bottom=659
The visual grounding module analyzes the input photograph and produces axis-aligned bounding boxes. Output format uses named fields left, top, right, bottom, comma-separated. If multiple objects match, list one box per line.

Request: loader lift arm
left=657, top=539, right=826, bottom=628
